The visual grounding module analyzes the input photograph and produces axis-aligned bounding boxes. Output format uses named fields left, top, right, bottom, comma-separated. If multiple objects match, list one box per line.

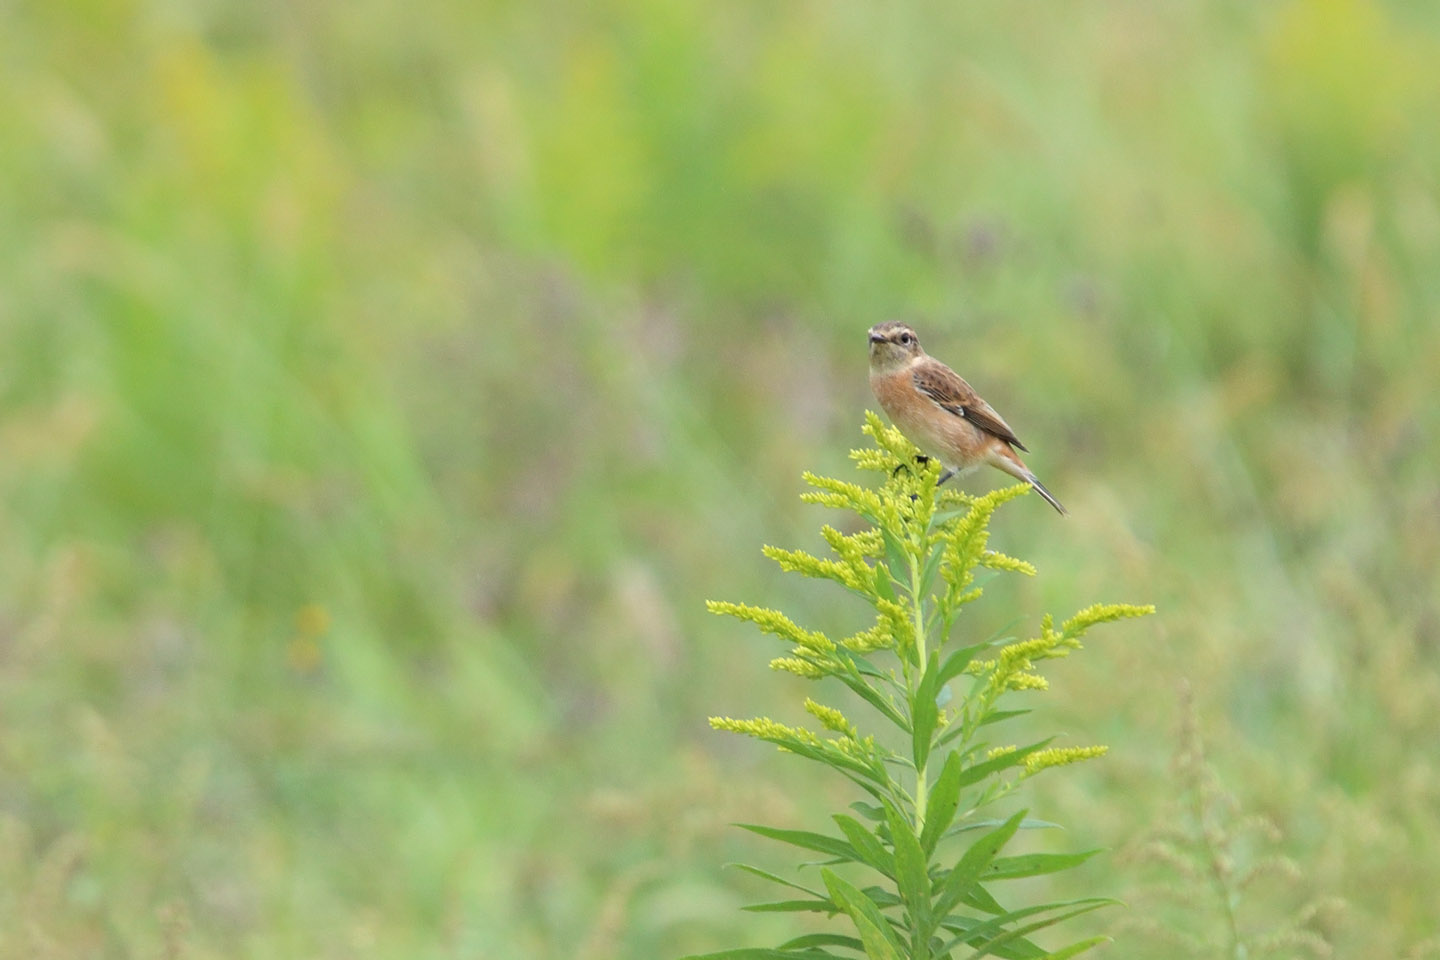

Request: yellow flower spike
left=1062, top=602, right=1157, bottom=640
left=849, top=447, right=894, bottom=473
left=800, top=472, right=883, bottom=518
left=707, top=600, right=835, bottom=654
left=763, top=544, right=868, bottom=594
left=769, top=657, right=824, bottom=678
left=804, top=699, right=856, bottom=737
left=980, top=551, right=1037, bottom=576
left=1023, top=745, right=1109, bottom=774
left=710, top=716, right=823, bottom=748
left=839, top=623, right=893, bottom=652
left=875, top=597, right=915, bottom=653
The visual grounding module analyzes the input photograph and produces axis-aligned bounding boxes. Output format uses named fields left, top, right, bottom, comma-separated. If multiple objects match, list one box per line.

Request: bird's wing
left=912, top=360, right=1029, bottom=452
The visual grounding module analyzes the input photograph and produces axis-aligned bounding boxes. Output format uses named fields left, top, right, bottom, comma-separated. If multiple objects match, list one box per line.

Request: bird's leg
left=891, top=453, right=930, bottom=479
left=936, top=468, right=955, bottom=486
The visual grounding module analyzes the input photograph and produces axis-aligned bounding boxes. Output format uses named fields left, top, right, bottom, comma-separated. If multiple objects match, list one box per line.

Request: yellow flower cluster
left=706, top=600, right=834, bottom=654
left=804, top=698, right=856, bottom=736
left=709, top=715, right=822, bottom=748
left=1023, top=745, right=1109, bottom=773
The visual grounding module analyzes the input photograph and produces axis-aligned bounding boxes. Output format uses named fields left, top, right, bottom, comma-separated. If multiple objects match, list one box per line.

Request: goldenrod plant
left=690, top=414, right=1153, bottom=960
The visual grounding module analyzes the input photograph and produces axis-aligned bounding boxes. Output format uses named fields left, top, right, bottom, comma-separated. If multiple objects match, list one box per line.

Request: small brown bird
left=868, top=321, right=1066, bottom=515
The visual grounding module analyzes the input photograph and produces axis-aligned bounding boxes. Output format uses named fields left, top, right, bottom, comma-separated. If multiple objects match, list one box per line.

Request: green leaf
left=934, top=898, right=1119, bottom=957
left=963, top=883, right=1009, bottom=917
left=943, top=818, right=1061, bottom=842
left=962, top=902, right=1113, bottom=959
left=762, top=737, right=884, bottom=786
left=935, top=917, right=1045, bottom=960
left=917, top=543, right=948, bottom=600
left=880, top=528, right=912, bottom=585
left=738, top=824, right=859, bottom=863
left=913, top=651, right=942, bottom=769
left=885, top=802, right=933, bottom=951
left=833, top=816, right=896, bottom=878
left=985, top=850, right=1101, bottom=881
left=858, top=885, right=902, bottom=908
left=727, top=863, right=826, bottom=899
left=681, top=950, right=845, bottom=960
left=920, top=752, right=964, bottom=855
left=927, top=506, right=972, bottom=531
left=741, top=899, right=838, bottom=913
left=874, top=563, right=898, bottom=602
left=778, top=933, right=866, bottom=951
left=937, top=643, right=988, bottom=688
left=1042, top=936, right=1110, bottom=959
left=933, top=810, right=1026, bottom=919
left=978, top=709, right=1031, bottom=728
left=850, top=801, right=886, bottom=822
left=834, top=658, right=909, bottom=731
left=822, top=869, right=907, bottom=960
left=957, top=739, right=1055, bottom=788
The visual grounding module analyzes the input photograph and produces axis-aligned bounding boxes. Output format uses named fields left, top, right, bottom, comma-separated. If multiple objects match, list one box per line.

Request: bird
left=867, top=321, right=1067, bottom=515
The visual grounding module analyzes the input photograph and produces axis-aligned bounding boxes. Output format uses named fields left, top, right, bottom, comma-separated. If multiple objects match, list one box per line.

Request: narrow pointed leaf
left=884, top=802, right=933, bottom=950
left=726, top=863, right=825, bottom=899
left=880, top=529, right=911, bottom=589
left=927, top=506, right=972, bottom=530
left=937, top=643, right=988, bottom=688
left=917, top=543, right=948, bottom=600
left=1042, top=936, right=1110, bottom=959
left=936, top=916, right=1045, bottom=960
left=738, top=824, right=859, bottom=862
left=833, top=815, right=896, bottom=877
left=963, top=902, right=1113, bottom=959
left=834, top=662, right=909, bottom=731
left=778, top=933, right=866, bottom=951
left=874, top=563, right=898, bottom=602
left=963, top=883, right=1009, bottom=917
left=822, top=869, right=906, bottom=960
left=978, top=709, right=1031, bottom=728
left=850, top=802, right=886, bottom=822
left=681, top=950, right=845, bottom=960
left=858, top=885, right=902, bottom=908
left=741, top=898, right=837, bottom=913
left=943, top=818, right=1061, bottom=842
left=934, top=898, right=1119, bottom=956
left=985, top=850, right=1101, bottom=881
left=957, top=739, right=1054, bottom=788
left=933, top=810, right=1026, bottom=919
left=765, top=737, right=887, bottom=787
left=920, top=752, right=964, bottom=855
left=913, top=650, right=942, bottom=769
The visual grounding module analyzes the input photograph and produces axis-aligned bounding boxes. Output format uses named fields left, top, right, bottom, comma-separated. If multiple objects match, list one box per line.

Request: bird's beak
left=868, top=329, right=885, bottom=344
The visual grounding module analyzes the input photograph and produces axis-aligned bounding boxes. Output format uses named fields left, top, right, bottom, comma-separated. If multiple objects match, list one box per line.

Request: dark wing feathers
left=912, top=362, right=1029, bottom=451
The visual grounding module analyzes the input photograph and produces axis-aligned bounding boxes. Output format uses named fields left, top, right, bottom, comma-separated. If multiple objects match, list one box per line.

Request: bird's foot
left=891, top=453, right=931, bottom=479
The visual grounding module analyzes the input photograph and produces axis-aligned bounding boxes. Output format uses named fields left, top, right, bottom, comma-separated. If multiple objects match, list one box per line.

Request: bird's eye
left=900, top=333, right=913, bottom=345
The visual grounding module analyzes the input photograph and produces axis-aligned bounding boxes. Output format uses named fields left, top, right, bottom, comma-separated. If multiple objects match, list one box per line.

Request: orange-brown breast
left=870, top=366, right=994, bottom=470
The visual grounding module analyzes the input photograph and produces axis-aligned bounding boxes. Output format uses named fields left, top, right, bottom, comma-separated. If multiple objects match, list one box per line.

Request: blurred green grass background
left=1, top=0, right=1438, bottom=956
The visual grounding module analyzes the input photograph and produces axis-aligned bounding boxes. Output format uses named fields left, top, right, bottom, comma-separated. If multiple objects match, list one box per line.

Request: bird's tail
left=992, top=449, right=1068, bottom=516
left=1025, top=473, right=1068, bottom=516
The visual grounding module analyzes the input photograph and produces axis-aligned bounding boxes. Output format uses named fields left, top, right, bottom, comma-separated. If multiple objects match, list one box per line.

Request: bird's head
left=867, top=321, right=924, bottom=374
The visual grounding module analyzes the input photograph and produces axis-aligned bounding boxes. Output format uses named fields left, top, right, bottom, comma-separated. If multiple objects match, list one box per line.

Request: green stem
left=909, top=550, right=929, bottom=833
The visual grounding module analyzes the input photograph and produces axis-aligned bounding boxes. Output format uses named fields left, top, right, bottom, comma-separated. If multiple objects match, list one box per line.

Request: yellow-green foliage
left=697, top=418, right=1153, bottom=960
